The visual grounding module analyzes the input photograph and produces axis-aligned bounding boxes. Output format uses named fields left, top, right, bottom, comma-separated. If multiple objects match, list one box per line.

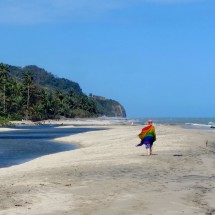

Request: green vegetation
left=0, top=116, right=14, bottom=126
left=93, top=96, right=126, bottom=117
left=9, top=65, right=82, bottom=94
left=0, top=63, right=126, bottom=124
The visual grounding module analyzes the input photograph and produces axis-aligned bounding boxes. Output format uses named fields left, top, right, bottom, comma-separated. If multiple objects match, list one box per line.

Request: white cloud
left=0, top=0, right=123, bottom=24
left=0, top=0, right=203, bottom=25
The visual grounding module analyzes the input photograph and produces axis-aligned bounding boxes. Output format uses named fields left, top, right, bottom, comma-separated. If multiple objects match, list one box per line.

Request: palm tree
left=5, top=78, right=23, bottom=116
left=22, top=71, right=33, bottom=120
left=0, top=63, right=10, bottom=114
left=56, top=90, right=64, bottom=103
left=39, top=90, right=55, bottom=119
left=55, top=90, right=65, bottom=116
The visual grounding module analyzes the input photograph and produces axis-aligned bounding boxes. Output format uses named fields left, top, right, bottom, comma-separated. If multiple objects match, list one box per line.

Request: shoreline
left=9, top=117, right=132, bottom=126
left=0, top=121, right=215, bottom=214
left=8, top=117, right=215, bottom=130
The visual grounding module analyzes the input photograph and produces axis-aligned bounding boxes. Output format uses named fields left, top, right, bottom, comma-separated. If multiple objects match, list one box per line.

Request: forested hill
left=0, top=63, right=126, bottom=121
left=9, top=65, right=82, bottom=94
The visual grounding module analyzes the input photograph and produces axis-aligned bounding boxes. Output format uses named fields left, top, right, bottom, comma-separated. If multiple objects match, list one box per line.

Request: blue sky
left=0, top=0, right=215, bottom=118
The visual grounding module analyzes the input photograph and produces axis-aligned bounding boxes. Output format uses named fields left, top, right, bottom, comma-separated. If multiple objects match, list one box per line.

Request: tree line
left=0, top=63, right=98, bottom=122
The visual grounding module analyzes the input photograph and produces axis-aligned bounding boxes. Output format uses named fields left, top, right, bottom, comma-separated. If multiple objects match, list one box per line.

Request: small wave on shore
left=130, top=118, right=215, bottom=129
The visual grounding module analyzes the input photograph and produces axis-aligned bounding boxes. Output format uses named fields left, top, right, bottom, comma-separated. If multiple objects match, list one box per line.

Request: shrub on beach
left=0, top=116, right=14, bottom=126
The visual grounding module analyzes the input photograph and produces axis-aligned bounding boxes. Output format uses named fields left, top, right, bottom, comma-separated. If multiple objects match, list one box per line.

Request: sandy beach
left=0, top=120, right=215, bottom=215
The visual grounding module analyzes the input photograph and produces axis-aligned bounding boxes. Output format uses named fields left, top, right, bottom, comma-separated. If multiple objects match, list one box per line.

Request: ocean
left=98, top=117, right=215, bottom=129
left=128, top=117, right=215, bottom=129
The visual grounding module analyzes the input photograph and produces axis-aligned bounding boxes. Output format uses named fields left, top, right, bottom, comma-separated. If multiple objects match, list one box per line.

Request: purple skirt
left=136, top=136, right=155, bottom=147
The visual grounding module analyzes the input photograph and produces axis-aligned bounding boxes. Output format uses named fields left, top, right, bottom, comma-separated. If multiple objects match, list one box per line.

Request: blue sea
left=128, top=117, right=215, bottom=129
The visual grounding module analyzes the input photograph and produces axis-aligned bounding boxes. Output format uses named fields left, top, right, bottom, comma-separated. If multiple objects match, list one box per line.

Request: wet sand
left=0, top=121, right=215, bottom=215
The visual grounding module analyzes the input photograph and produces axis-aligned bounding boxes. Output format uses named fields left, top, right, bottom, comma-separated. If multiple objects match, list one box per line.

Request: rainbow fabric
left=138, top=125, right=156, bottom=141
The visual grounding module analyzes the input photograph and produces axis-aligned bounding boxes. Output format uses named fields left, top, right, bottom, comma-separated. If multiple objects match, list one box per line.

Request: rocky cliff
left=92, top=96, right=126, bottom=118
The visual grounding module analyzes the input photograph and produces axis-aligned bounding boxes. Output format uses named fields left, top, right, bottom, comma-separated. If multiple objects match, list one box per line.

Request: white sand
left=0, top=122, right=215, bottom=215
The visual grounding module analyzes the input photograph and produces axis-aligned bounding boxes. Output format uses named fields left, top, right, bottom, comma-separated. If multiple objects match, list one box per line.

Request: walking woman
left=136, top=120, right=156, bottom=156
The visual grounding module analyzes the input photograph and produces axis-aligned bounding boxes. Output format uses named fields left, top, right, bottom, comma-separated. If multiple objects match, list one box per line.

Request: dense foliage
left=0, top=63, right=126, bottom=122
left=0, top=63, right=98, bottom=121
left=93, top=96, right=126, bottom=117
left=9, top=65, right=82, bottom=94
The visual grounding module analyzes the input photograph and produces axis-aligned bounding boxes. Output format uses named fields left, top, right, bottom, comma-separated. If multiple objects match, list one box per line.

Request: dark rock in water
left=210, top=125, right=215, bottom=128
